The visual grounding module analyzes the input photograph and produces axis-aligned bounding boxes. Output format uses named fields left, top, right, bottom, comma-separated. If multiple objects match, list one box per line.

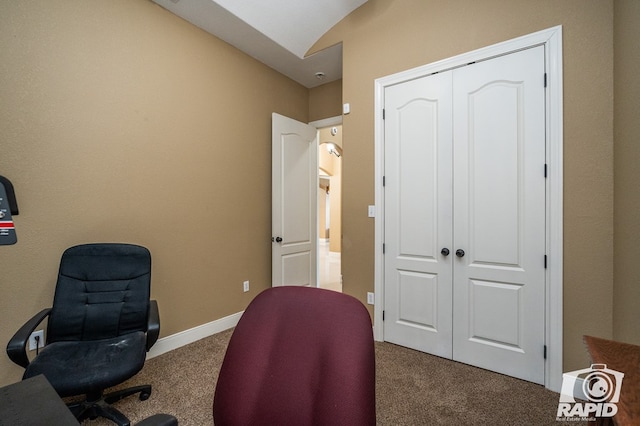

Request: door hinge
left=544, top=73, right=547, bottom=88
left=382, top=109, right=385, bottom=119
left=383, top=310, right=385, bottom=321
left=544, top=163, right=548, bottom=178
left=383, top=243, right=386, bottom=254
left=383, top=176, right=386, bottom=186
left=544, top=255, right=548, bottom=269
left=544, top=345, right=547, bottom=360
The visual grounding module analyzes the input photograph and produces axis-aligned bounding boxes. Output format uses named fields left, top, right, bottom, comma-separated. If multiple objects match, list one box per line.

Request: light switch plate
left=367, top=292, right=375, bottom=305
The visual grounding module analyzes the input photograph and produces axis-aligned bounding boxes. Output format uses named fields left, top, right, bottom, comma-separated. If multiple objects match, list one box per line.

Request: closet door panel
left=383, top=72, right=453, bottom=358
left=452, top=46, right=546, bottom=384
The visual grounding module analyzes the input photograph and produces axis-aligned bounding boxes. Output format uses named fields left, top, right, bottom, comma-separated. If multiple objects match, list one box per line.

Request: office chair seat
left=24, top=331, right=147, bottom=397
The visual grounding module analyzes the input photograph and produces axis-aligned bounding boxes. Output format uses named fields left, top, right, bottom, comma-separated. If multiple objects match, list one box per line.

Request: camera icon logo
left=557, top=364, right=624, bottom=420
left=559, top=364, right=624, bottom=404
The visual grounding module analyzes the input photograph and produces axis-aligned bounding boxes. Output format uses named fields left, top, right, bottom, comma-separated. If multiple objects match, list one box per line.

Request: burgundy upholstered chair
left=213, top=286, right=376, bottom=426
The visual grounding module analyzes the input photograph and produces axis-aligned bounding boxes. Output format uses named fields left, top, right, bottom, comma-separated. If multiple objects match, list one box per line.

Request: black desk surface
left=0, top=374, right=78, bottom=425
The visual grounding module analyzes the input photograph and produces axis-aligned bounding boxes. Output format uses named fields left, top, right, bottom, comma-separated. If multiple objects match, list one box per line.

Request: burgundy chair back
left=213, top=286, right=376, bottom=425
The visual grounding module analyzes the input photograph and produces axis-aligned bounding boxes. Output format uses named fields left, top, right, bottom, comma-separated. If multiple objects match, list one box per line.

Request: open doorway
left=317, top=123, right=342, bottom=292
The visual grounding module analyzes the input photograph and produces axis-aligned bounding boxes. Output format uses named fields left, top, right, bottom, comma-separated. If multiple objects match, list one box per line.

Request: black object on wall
left=0, top=175, right=18, bottom=245
left=0, top=176, right=18, bottom=215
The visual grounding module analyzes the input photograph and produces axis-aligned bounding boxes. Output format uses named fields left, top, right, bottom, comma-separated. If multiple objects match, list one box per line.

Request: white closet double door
left=383, top=46, right=546, bottom=384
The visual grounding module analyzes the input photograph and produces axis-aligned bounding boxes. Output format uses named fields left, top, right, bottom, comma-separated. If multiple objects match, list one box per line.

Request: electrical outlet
left=29, top=330, right=44, bottom=351
left=243, top=280, right=250, bottom=292
left=367, top=292, right=375, bottom=305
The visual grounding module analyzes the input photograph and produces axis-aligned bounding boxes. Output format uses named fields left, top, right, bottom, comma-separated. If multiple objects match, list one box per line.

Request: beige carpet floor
left=81, top=328, right=581, bottom=425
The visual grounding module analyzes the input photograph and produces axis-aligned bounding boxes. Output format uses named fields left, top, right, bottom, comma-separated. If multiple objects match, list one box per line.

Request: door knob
left=441, top=248, right=450, bottom=256
left=456, top=249, right=465, bottom=257
left=273, top=236, right=283, bottom=243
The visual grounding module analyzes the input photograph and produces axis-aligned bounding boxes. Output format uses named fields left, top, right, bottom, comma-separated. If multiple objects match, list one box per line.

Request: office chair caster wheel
left=140, top=391, right=151, bottom=401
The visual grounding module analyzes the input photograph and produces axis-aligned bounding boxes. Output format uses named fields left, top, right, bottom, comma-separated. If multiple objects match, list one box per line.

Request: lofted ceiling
left=151, top=0, right=367, bottom=88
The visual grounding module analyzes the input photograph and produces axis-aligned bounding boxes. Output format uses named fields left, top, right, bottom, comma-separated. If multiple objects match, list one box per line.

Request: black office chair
left=6, top=243, right=162, bottom=426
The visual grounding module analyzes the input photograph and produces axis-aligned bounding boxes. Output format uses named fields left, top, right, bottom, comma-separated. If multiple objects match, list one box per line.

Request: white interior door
left=383, top=46, right=546, bottom=384
left=272, top=113, right=318, bottom=287
left=452, top=46, right=546, bottom=383
left=383, top=72, right=454, bottom=358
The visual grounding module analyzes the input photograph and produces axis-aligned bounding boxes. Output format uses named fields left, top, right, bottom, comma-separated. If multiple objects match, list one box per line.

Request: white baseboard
left=147, top=311, right=243, bottom=359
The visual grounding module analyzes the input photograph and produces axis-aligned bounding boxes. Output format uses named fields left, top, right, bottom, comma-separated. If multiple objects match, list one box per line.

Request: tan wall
left=309, top=79, right=343, bottom=122
left=1, top=0, right=631, bottom=389
left=312, top=0, right=615, bottom=373
left=613, top=0, right=640, bottom=344
left=0, top=0, right=308, bottom=386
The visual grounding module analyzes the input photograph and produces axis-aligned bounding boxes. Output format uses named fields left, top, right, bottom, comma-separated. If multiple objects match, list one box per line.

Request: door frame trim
left=373, top=26, right=563, bottom=392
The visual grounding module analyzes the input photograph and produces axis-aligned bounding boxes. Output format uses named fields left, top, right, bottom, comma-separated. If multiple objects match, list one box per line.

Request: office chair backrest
left=47, top=243, right=151, bottom=343
left=214, top=286, right=376, bottom=425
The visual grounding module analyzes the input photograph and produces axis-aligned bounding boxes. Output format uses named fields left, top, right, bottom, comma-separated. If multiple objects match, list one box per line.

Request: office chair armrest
left=147, top=300, right=160, bottom=351
left=6, top=308, right=52, bottom=368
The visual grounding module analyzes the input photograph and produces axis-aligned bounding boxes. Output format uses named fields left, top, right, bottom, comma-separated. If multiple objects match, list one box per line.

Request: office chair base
left=68, top=385, right=152, bottom=426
